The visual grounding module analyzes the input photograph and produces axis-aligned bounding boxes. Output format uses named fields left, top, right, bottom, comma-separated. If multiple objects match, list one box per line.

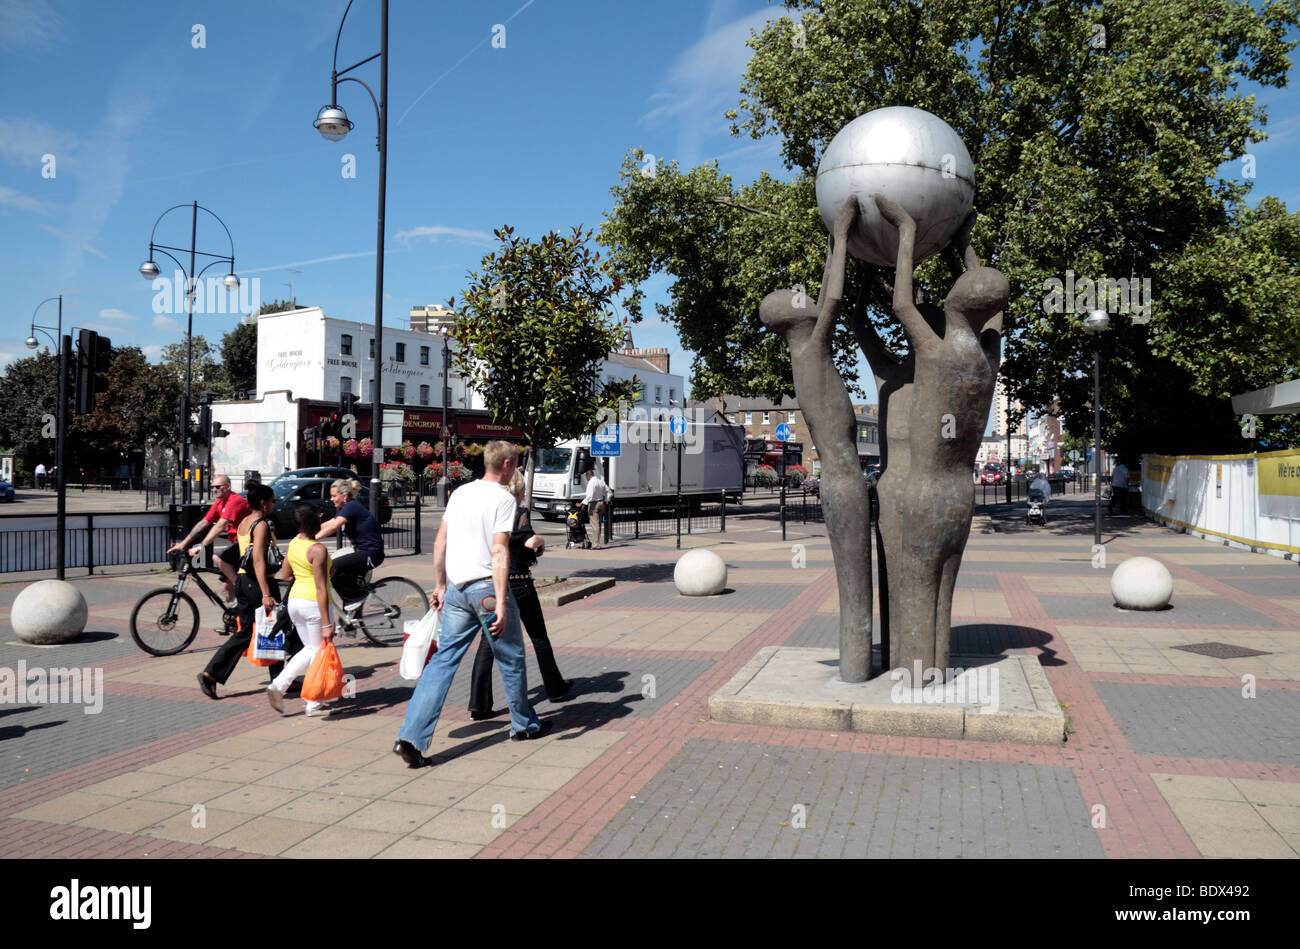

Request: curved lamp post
left=1082, top=308, right=1111, bottom=546
left=139, top=201, right=240, bottom=503
left=25, top=296, right=68, bottom=577
left=314, top=0, right=389, bottom=524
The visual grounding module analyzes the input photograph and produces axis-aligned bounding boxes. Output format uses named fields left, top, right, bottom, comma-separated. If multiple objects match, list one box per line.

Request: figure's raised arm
left=813, top=197, right=857, bottom=349
left=872, top=195, right=935, bottom=351
left=952, top=210, right=981, bottom=270
left=846, top=276, right=903, bottom=378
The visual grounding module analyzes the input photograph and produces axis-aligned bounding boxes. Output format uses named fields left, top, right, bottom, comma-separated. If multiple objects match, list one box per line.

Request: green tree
left=219, top=321, right=258, bottom=398
left=160, top=334, right=221, bottom=397
left=601, top=0, right=1300, bottom=456
left=449, top=225, right=642, bottom=506
left=0, top=351, right=60, bottom=478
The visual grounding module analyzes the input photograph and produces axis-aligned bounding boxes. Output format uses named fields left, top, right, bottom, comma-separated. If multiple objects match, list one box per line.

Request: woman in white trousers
left=269, top=506, right=335, bottom=716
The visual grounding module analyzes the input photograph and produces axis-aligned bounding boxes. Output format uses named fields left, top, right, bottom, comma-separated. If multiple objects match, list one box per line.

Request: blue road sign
left=775, top=423, right=792, bottom=442
left=592, top=422, right=620, bottom=457
left=669, top=414, right=687, bottom=437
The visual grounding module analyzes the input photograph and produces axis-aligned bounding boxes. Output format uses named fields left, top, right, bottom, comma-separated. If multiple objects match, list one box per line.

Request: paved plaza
left=1, top=499, right=1297, bottom=859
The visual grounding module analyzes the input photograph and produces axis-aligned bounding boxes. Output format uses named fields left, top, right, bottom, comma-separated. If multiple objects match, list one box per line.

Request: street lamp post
left=25, top=296, right=67, bottom=578
left=314, top=0, right=389, bottom=524
left=139, top=202, right=240, bottom=504
left=436, top=323, right=452, bottom=505
left=1082, top=309, right=1111, bottom=546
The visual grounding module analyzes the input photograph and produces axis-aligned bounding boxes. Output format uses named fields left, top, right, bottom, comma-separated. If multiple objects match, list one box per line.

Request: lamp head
left=1082, top=309, right=1110, bottom=334
left=222, top=273, right=240, bottom=291
left=314, top=105, right=353, bottom=142
left=139, top=260, right=161, bottom=280
left=25, top=336, right=39, bottom=350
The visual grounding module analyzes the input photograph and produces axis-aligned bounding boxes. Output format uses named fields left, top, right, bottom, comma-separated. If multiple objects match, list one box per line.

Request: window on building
left=395, top=382, right=406, bottom=404
left=419, top=385, right=430, bottom=406
left=395, top=342, right=406, bottom=363
left=655, top=385, right=663, bottom=403
left=745, top=412, right=752, bottom=425
left=368, top=379, right=376, bottom=403
left=368, top=338, right=375, bottom=359
left=340, top=376, right=353, bottom=395
left=788, top=411, right=796, bottom=424
left=420, top=346, right=430, bottom=366
left=763, top=412, right=770, bottom=425
left=727, top=414, right=736, bottom=424
left=668, top=388, right=676, bottom=405
left=340, top=334, right=353, bottom=356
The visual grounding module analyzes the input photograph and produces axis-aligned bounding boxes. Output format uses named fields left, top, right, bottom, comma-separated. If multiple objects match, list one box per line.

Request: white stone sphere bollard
left=1110, top=557, right=1174, bottom=610
left=674, top=549, right=728, bottom=596
left=816, top=106, right=975, bottom=267
left=12, top=579, right=89, bottom=643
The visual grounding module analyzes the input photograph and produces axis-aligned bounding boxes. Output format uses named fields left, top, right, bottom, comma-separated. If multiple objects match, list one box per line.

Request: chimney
left=623, top=346, right=670, bottom=374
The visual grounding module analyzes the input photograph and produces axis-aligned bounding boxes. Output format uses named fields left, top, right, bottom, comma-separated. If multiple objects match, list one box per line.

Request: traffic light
left=211, top=419, right=229, bottom=441
left=174, top=395, right=190, bottom=439
left=302, top=426, right=316, bottom=445
left=194, top=405, right=212, bottom=445
left=74, top=329, right=112, bottom=414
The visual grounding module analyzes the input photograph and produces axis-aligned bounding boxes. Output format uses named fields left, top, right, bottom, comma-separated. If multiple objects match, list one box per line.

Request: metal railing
left=0, top=511, right=171, bottom=574
left=608, top=495, right=728, bottom=540
left=974, top=476, right=1089, bottom=506
left=380, top=514, right=418, bottom=552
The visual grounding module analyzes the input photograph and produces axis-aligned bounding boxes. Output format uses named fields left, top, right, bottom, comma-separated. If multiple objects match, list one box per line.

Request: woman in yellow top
left=269, top=506, right=335, bottom=716
left=198, top=482, right=281, bottom=700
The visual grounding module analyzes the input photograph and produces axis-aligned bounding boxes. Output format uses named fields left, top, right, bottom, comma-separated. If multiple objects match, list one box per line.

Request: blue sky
left=2, top=0, right=1298, bottom=411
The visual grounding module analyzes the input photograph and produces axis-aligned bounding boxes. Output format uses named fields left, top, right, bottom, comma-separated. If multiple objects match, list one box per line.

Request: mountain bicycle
left=332, top=561, right=429, bottom=647
left=129, top=555, right=239, bottom=656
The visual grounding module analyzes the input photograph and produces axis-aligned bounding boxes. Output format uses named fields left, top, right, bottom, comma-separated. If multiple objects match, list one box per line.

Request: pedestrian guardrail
left=0, top=511, right=170, bottom=574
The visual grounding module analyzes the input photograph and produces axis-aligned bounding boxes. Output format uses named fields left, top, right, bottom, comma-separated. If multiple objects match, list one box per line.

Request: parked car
left=980, top=463, right=1005, bottom=485
left=269, top=477, right=392, bottom=538
left=0, top=478, right=14, bottom=502
left=268, top=466, right=359, bottom=485
left=1057, top=466, right=1077, bottom=480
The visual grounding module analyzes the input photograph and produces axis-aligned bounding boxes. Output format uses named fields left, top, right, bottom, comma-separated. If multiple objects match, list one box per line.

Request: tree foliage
left=601, top=0, right=1300, bottom=454
left=449, top=226, right=641, bottom=505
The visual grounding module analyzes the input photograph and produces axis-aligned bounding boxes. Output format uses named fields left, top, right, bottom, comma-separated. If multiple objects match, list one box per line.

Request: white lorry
left=528, top=420, right=746, bottom=519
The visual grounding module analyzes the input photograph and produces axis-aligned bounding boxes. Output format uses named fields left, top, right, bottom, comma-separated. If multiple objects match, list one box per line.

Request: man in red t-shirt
left=167, top=474, right=251, bottom=601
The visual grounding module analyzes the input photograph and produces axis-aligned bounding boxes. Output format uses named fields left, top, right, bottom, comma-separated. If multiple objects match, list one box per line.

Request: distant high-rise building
left=409, top=304, right=455, bottom=333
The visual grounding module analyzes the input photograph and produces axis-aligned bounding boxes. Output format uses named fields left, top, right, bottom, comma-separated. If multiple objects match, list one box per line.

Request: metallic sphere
left=139, top=260, right=161, bottom=280
left=314, top=104, right=353, bottom=142
left=1083, top=309, right=1110, bottom=334
left=815, top=107, right=975, bottom=267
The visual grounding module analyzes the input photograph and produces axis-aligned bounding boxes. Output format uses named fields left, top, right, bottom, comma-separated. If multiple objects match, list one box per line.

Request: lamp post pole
left=26, top=297, right=65, bottom=578
left=437, top=327, right=450, bottom=505
left=139, top=202, right=240, bottom=504
left=314, top=0, right=389, bottom=524
left=1082, top=309, right=1110, bottom=547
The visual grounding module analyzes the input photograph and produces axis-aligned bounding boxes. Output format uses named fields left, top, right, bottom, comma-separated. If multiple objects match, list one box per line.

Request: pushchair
left=1025, top=491, right=1047, bottom=527
left=565, top=502, right=591, bottom=549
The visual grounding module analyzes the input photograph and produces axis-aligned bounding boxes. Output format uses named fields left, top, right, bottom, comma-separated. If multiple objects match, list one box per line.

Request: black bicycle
left=129, top=556, right=239, bottom=656
left=333, top=564, right=429, bottom=647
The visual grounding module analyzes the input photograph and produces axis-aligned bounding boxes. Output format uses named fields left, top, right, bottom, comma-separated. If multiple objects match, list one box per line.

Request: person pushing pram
left=1026, top=471, right=1051, bottom=526
left=565, top=500, right=591, bottom=549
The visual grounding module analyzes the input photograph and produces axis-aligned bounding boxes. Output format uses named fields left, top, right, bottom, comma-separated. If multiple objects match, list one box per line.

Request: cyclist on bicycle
left=167, top=473, right=249, bottom=603
left=316, top=478, right=384, bottom=611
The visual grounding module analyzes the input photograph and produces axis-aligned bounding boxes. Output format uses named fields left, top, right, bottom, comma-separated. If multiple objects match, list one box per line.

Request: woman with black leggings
left=467, top=470, right=571, bottom=717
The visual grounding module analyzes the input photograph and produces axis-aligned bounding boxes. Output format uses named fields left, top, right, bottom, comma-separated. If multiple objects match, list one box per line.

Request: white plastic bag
left=400, top=607, right=440, bottom=680
left=252, top=606, right=287, bottom=662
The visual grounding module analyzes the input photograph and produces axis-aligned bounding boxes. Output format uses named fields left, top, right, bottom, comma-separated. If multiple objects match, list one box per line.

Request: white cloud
left=0, top=184, right=52, bottom=215
left=98, top=308, right=136, bottom=323
left=0, top=0, right=63, bottom=51
left=241, top=251, right=375, bottom=275
left=394, top=225, right=495, bottom=247
left=142, top=345, right=164, bottom=361
left=0, top=351, right=18, bottom=372
left=153, top=315, right=180, bottom=332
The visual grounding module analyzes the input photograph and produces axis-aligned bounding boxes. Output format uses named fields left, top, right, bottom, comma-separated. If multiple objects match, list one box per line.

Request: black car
left=269, top=477, right=392, bottom=538
left=269, top=466, right=359, bottom=485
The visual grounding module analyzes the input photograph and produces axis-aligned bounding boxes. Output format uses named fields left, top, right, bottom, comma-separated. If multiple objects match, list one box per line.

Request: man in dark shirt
left=167, top=474, right=250, bottom=601
left=316, top=478, right=384, bottom=608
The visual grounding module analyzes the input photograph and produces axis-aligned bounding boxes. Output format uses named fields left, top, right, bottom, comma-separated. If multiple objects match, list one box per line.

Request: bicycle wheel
left=356, top=577, right=430, bottom=647
left=130, top=589, right=200, bottom=656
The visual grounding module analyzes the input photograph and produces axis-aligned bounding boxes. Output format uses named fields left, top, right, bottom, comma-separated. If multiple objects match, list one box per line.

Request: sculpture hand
left=872, top=194, right=915, bottom=233
left=833, top=195, right=859, bottom=237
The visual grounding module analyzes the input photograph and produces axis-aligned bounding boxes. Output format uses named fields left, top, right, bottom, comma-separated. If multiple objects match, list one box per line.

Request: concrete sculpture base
left=710, top=646, right=1065, bottom=744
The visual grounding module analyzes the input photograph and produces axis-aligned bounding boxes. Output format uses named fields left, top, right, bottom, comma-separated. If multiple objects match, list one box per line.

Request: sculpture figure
left=759, top=197, right=874, bottom=682
left=864, top=194, right=1006, bottom=679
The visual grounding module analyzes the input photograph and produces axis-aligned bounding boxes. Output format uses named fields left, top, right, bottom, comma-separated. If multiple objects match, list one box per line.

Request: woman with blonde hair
left=467, top=468, right=571, bottom=717
left=316, top=477, right=384, bottom=611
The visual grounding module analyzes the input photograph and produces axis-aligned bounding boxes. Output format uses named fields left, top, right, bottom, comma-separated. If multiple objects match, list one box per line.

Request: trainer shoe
left=266, top=686, right=284, bottom=713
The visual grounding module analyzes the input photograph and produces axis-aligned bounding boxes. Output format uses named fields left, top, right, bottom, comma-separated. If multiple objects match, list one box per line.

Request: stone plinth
left=710, top=646, right=1065, bottom=744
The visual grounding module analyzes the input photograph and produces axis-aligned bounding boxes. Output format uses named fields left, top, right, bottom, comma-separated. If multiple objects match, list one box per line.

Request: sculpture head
left=945, top=266, right=1008, bottom=328
left=759, top=288, right=818, bottom=338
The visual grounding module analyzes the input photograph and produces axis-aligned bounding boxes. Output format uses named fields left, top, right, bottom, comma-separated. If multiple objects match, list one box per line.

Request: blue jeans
left=397, top=578, right=539, bottom=752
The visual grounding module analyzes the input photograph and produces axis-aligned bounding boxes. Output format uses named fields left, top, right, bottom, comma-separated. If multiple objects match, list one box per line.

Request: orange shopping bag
left=301, top=641, right=346, bottom=702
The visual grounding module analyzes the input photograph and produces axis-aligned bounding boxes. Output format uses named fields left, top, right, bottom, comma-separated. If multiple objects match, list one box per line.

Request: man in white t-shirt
left=582, top=466, right=609, bottom=549
left=395, top=441, right=543, bottom=766
left=34, top=463, right=46, bottom=489
left=1109, top=461, right=1130, bottom=515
